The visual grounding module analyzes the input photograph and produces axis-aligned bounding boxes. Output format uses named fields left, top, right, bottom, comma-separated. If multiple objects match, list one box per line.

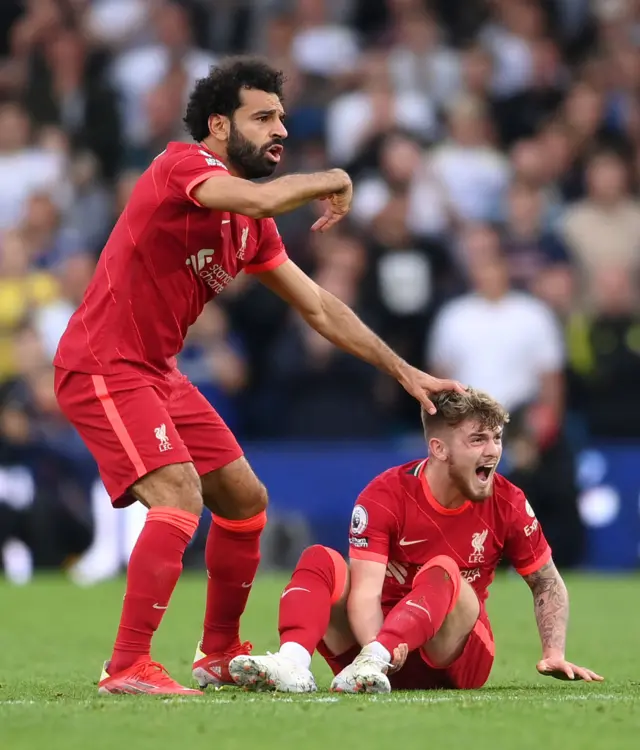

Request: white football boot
left=330, top=644, right=392, bottom=694
left=229, top=652, right=317, bottom=693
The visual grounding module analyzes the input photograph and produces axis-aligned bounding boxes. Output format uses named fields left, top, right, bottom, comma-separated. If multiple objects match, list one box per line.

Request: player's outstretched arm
left=523, top=560, right=603, bottom=682
left=192, top=169, right=352, bottom=228
left=258, top=260, right=465, bottom=414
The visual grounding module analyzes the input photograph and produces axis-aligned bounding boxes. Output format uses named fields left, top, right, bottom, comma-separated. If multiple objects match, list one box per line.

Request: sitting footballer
left=229, top=388, right=603, bottom=693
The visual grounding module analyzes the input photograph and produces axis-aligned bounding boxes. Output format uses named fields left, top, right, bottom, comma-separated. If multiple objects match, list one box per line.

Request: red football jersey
left=54, top=142, right=288, bottom=377
left=349, top=459, right=551, bottom=609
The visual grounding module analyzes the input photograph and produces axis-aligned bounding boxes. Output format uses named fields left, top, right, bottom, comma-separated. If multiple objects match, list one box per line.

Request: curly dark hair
left=183, top=56, right=285, bottom=142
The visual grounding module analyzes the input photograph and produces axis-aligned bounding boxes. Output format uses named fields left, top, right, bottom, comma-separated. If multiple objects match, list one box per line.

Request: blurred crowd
left=3, top=0, right=640, bottom=575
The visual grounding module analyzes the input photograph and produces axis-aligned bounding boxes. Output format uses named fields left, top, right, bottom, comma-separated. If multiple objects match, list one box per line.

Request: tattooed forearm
left=523, top=560, right=569, bottom=655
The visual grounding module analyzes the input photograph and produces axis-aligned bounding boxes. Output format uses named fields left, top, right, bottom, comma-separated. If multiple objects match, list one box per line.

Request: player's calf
left=109, top=463, right=203, bottom=677
left=230, top=545, right=353, bottom=692
left=198, top=458, right=268, bottom=667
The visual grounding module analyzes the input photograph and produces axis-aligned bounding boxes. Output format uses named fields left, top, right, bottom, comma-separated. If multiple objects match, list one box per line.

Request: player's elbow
left=243, top=194, right=273, bottom=219
left=300, top=288, right=338, bottom=332
left=248, top=185, right=286, bottom=219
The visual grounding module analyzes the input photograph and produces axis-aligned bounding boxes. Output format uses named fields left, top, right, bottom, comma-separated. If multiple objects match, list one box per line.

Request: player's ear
left=429, top=436, right=448, bottom=462
left=208, top=114, right=229, bottom=141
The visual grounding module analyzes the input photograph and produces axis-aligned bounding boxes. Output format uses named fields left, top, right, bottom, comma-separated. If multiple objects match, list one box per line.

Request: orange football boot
left=98, top=658, right=203, bottom=695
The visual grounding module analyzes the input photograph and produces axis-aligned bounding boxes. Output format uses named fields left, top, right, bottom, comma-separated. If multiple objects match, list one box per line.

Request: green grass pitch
left=1, top=572, right=639, bottom=750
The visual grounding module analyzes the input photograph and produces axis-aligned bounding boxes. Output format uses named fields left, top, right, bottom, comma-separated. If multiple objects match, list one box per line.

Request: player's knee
left=415, top=555, right=462, bottom=610
left=229, top=479, right=268, bottom=519
left=298, top=545, right=349, bottom=604
left=132, top=462, right=203, bottom=517
left=248, top=481, right=268, bottom=516
left=416, top=555, right=460, bottom=584
left=202, top=458, right=268, bottom=519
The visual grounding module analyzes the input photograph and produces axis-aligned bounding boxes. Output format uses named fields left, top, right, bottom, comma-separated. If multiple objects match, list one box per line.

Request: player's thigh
left=446, top=608, right=496, bottom=690
left=54, top=368, right=195, bottom=508
left=441, top=608, right=494, bottom=689
left=390, top=602, right=494, bottom=691
left=422, top=577, right=481, bottom=668
left=169, top=383, right=266, bottom=519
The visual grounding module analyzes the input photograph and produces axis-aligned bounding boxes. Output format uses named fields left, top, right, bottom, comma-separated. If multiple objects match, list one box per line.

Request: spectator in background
left=327, top=49, right=437, bottom=165
left=479, top=0, right=547, bottom=97
left=177, top=303, right=248, bottom=435
left=33, top=252, right=95, bottom=361
left=360, top=195, right=457, bottom=429
left=557, top=81, right=621, bottom=201
left=265, top=236, right=385, bottom=439
left=85, top=0, right=152, bottom=53
left=427, top=224, right=565, bottom=449
left=494, top=37, right=567, bottom=147
left=567, top=268, right=640, bottom=439
left=518, top=123, right=573, bottom=219
left=457, top=42, right=500, bottom=124
left=19, top=191, right=83, bottom=269
left=0, top=230, right=59, bottom=385
left=387, top=7, right=461, bottom=106
left=409, top=95, right=509, bottom=234
left=64, top=150, right=114, bottom=254
left=126, top=64, right=191, bottom=168
left=562, top=148, right=640, bottom=305
left=351, top=129, right=423, bottom=227
left=0, top=101, right=66, bottom=231
left=0, top=323, right=92, bottom=578
left=501, top=179, right=572, bottom=294
left=110, top=0, right=217, bottom=150
left=23, top=26, right=123, bottom=181
left=290, top=0, right=360, bottom=79
left=363, top=196, right=455, bottom=364
left=604, top=44, right=640, bottom=138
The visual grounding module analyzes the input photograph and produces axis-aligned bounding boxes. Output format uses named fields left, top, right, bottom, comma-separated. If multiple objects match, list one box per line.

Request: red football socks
left=279, top=545, right=347, bottom=655
left=110, top=507, right=199, bottom=674
left=376, top=564, right=456, bottom=654
left=201, top=511, right=266, bottom=654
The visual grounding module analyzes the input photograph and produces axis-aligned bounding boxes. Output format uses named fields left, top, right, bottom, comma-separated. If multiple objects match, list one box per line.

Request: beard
left=448, top=460, right=492, bottom=503
left=227, top=121, right=280, bottom=179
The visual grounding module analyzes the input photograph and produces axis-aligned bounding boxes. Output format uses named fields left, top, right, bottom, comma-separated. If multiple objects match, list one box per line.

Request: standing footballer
left=53, top=56, right=462, bottom=695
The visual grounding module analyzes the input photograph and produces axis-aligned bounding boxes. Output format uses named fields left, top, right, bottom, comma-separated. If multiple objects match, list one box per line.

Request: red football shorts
left=54, top=367, right=243, bottom=507
left=319, top=606, right=494, bottom=690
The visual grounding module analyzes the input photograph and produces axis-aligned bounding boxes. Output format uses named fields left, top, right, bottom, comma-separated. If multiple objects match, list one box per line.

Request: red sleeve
left=348, top=476, right=399, bottom=565
left=244, top=218, right=288, bottom=275
left=166, top=149, right=228, bottom=206
left=503, top=487, right=552, bottom=576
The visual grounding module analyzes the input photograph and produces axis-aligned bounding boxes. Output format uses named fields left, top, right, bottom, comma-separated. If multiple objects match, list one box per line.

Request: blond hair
left=421, top=388, right=510, bottom=438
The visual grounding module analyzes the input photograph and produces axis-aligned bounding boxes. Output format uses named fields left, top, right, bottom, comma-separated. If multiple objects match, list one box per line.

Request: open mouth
left=265, top=144, right=283, bottom=162
left=475, top=465, right=494, bottom=484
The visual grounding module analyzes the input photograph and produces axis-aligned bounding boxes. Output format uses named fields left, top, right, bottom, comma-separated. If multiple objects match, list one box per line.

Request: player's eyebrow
left=469, top=430, right=502, bottom=440
left=254, top=108, right=286, bottom=120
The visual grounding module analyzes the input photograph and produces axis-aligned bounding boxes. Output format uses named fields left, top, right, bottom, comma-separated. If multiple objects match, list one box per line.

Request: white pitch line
left=0, top=693, right=627, bottom=707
